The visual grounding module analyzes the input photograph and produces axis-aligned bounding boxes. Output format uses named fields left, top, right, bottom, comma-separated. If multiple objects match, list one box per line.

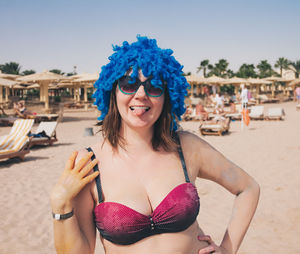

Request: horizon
left=1, top=0, right=299, bottom=75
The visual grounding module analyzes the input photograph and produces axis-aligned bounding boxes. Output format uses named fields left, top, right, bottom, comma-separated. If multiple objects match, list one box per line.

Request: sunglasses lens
left=145, top=80, right=163, bottom=97
left=119, top=77, right=138, bottom=94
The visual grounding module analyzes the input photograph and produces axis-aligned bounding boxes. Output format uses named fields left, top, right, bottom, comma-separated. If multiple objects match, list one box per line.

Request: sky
left=1, top=0, right=299, bottom=75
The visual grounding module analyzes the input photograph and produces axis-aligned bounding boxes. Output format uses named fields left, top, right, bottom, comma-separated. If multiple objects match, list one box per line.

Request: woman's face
left=116, top=70, right=165, bottom=131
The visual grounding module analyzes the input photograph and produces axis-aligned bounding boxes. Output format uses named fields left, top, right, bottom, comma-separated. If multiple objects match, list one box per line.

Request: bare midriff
left=102, top=222, right=209, bottom=254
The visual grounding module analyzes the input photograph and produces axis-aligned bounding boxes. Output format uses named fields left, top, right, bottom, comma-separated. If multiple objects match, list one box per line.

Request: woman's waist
left=103, top=222, right=209, bottom=254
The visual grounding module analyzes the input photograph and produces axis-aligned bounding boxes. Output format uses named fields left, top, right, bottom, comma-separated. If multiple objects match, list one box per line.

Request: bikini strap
left=86, top=147, right=103, bottom=203
left=174, top=132, right=190, bottom=183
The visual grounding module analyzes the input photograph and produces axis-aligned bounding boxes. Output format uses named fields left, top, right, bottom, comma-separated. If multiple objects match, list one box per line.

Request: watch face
left=55, top=214, right=60, bottom=220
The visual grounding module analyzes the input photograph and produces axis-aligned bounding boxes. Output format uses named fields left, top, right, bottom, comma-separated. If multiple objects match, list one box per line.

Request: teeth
left=130, top=106, right=150, bottom=111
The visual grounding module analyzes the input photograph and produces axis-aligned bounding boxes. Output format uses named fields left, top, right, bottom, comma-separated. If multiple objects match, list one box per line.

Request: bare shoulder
left=177, top=130, right=213, bottom=154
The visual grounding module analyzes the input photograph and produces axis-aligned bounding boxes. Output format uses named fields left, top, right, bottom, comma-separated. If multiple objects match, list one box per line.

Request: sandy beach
left=0, top=101, right=299, bottom=254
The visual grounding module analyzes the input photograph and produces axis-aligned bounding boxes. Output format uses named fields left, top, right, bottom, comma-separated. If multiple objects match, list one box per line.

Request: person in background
left=294, top=85, right=300, bottom=104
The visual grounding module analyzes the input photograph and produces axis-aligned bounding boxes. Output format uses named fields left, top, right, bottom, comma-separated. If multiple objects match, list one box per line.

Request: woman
left=51, top=36, right=260, bottom=254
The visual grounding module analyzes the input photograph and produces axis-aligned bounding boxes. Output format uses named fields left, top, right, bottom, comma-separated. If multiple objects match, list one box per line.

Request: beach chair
left=0, top=119, right=34, bottom=148
left=199, top=118, right=231, bottom=136
left=29, top=121, right=58, bottom=147
left=0, top=119, right=34, bottom=161
left=265, top=107, right=285, bottom=120
left=249, top=106, right=264, bottom=120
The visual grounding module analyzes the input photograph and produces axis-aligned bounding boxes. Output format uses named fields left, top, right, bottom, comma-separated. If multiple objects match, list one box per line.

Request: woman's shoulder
left=176, top=130, right=213, bottom=157
left=177, top=130, right=207, bottom=148
left=77, top=139, right=106, bottom=162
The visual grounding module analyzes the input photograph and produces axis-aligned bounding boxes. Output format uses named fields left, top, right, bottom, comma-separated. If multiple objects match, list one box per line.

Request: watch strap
left=52, top=209, right=74, bottom=220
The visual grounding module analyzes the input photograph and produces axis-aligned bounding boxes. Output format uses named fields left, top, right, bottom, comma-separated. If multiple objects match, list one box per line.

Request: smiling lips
left=129, top=106, right=150, bottom=116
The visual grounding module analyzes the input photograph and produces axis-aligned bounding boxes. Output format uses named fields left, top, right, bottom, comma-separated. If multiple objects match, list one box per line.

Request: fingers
left=73, top=152, right=94, bottom=172
left=82, top=171, right=100, bottom=185
left=198, top=235, right=216, bottom=254
left=198, top=245, right=215, bottom=254
left=198, top=235, right=213, bottom=244
left=79, top=159, right=99, bottom=177
left=65, top=151, right=78, bottom=170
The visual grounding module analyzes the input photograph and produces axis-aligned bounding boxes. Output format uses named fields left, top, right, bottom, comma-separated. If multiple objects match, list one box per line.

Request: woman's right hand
left=50, top=151, right=99, bottom=213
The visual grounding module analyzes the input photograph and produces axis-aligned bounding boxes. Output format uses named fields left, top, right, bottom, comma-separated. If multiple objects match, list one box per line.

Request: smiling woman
left=50, top=36, right=260, bottom=254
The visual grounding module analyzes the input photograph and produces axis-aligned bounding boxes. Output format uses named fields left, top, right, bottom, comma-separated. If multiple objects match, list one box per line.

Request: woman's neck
left=120, top=124, right=154, bottom=153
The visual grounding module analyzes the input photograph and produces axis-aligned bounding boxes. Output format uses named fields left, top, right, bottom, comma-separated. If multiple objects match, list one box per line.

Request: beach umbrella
left=17, top=71, right=68, bottom=110
left=26, top=83, right=40, bottom=89
left=0, top=71, right=20, bottom=80
left=288, top=78, right=300, bottom=86
left=221, top=77, right=248, bottom=95
left=263, top=76, right=294, bottom=98
left=246, top=78, right=272, bottom=101
left=0, top=78, right=21, bottom=103
left=69, top=73, right=99, bottom=102
left=185, top=75, right=204, bottom=97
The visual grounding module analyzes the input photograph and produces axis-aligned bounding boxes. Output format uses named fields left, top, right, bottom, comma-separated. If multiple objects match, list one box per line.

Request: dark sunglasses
left=118, top=75, right=164, bottom=97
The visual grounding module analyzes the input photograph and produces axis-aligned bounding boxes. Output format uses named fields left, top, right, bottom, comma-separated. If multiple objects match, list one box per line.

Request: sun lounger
left=0, top=119, right=34, bottom=161
left=265, top=107, right=285, bottom=120
left=0, top=119, right=34, bottom=148
left=258, top=94, right=280, bottom=103
left=199, top=118, right=231, bottom=136
left=35, top=113, right=59, bottom=123
left=249, top=106, right=264, bottom=120
left=29, top=121, right=58, bottom=147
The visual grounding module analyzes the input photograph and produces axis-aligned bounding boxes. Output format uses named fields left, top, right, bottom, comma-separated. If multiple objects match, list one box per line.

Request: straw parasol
left=245, top=78, right=272, bottom=102
left=263, top=76, right=294, bottom=98
left=17, top=71, right=68, bottom=110
left=288, top=78, right=300, bottom=86
left=0, top=78, right=20, bottom=103
left=220, top=77, right=248, bottom=95
left=0, top=71, right=20, bottom=80
left=65, top=73, right=99, bottom=103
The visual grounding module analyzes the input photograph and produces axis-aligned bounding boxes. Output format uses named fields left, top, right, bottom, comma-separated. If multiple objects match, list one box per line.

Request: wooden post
left=0, top=86, right=3, bottom=103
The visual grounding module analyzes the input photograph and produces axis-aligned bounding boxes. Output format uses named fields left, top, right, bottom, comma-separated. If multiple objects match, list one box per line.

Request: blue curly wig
left=93, top=35, right=190, bottom=131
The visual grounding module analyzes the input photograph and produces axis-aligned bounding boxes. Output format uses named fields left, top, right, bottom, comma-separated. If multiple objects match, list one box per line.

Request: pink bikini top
left=87, top=136, right=200, bottom=245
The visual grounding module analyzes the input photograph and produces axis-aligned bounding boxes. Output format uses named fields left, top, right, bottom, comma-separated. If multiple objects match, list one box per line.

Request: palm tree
left=0, top=62, right=21, bottom=74
left=196, top=59, right=209, bottom=77
left=236, top=64, right=257, bottom=78
left=288, top=60, right=300, bottom=78
left=207, top=59, right=230, bottom=77
left=50, top=69, right=65, bottom=75
left=257, top=60, right=276, bottom=78
left=22, top=69, right=36, bottom=75
left=274, top=57, right=289, bottom=77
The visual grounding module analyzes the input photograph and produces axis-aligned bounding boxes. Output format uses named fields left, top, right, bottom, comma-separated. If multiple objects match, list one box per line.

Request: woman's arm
left=181, top=132, right=260, bottom=254
left=50, top=151, right=100, bottom=254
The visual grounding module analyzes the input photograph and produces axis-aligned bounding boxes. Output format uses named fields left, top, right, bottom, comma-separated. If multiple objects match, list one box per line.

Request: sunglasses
left=118, top=75, right=164, bottom=97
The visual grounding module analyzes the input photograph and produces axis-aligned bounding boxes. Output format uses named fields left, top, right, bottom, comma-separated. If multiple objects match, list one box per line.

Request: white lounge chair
left=265, top=107, right=285, bottom=120
left=29, top=121, right=58, bottom=147
left=249, top=106, right=264, bottom=120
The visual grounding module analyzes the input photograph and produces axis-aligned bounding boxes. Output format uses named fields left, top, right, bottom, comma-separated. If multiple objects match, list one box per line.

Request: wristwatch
left=52, top=209, right=74, bottom=220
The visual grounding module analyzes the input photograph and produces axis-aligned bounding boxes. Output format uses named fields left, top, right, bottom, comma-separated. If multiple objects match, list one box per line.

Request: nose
left=134, top=84, right=147, bottom=98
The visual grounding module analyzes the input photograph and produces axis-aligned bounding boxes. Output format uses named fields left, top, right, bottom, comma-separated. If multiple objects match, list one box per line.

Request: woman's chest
left=93, top=151, right=195, bottom=215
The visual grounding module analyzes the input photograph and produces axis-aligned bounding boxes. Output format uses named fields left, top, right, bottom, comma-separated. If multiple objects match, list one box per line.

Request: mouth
left=129, top=106, right=150, bottom=112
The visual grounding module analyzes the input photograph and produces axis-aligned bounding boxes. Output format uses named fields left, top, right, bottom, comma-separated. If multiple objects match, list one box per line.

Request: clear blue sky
left=1, top=0, right=299, bottom=75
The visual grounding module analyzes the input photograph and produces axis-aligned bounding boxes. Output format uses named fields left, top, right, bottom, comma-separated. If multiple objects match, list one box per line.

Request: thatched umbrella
left=17, top=71, right=68, bottom=110
left=0, top=71, right=20, bottom=80
left=0, top=78, right=20, bottom=103
left=221, top=77, right=248, bottom=95
left=245, top=78, right=272, bottom=101
left=72, top=73, right=98, bottom=102
left=263, top=76, right=294, bottom=98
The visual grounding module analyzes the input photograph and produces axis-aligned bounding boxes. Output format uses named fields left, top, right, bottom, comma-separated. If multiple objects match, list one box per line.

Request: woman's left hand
left=198, top=235, right=230, bottom=254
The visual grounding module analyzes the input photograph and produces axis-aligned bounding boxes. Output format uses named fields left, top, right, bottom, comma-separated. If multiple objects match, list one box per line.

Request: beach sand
left=0, top=101, right=299, bottom=254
